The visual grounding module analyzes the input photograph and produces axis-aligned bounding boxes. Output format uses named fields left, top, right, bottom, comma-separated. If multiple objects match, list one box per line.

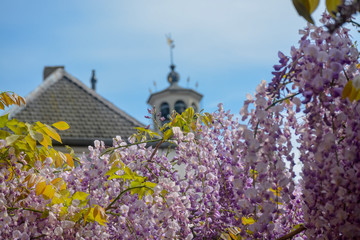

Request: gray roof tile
left=9, top=68, right=144, bottom=146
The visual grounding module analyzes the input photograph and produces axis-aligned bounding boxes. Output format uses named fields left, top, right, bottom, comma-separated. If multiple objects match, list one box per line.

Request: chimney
left=43, top=66, right=64, bottom=81
left=91, top=69, right=97, bottom=91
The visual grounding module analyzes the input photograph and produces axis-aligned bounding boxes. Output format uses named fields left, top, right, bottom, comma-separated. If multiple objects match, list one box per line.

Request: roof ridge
left=8, top=68, right=144, bottom=128
left=62, top=71, right=145, bottom=127
left=8, top=68, right=65, bottom=118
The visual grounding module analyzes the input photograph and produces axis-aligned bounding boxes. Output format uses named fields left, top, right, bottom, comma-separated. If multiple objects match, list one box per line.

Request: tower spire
left=166, top=34, right=179, bottom=85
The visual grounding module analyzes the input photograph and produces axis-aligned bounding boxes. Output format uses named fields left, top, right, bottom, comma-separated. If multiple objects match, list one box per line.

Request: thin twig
left=7, top=207, right=43, bottom=214
left=265, top=93, right=301, bottom=111
left=105, top=186, right=152, bottom=210
left=275, top=225, right=306, bottom=240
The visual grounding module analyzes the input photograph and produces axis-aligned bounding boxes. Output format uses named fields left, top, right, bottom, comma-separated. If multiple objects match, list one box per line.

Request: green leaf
left=181, top=107, right=194, bottom=123
left=41, top=209, right=50, bottom=219
left=25, top=134, right=37, bottom=150
left=0, top=130, right=10, bottom=139
left=144, top=182, right=157, bottom=188
left=6, top=119, right=26, bottom=135
left=72, top=211, right=84, bottom=222
left=0, top=114, right=9, bottom=128
left=294, top=224, right=303, bottom=230
left=105, top=167, right=121, bottom=176
left=108, top=175, right=124, bottom=180
left=5, top=134, right=21, bottom=145
left=124, top=166, right=135, bottom=179
left=15, top=140, right=31, bottom=152
left=65, top=145, right=75, bottom=157
left=72, top=191, right=89, bottom=201
left=163, top=129, right=173, bottom=140
left=242, top=216, right=255, bottom=225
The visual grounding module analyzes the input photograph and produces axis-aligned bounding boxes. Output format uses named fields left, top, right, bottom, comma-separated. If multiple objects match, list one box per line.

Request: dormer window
left=175, top=100, right=186, bottom=114
left=160, top=102, right=170, bottom=121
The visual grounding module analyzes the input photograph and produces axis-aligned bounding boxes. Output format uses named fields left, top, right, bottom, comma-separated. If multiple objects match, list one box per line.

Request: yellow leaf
left=23, top=174, right=31, bottom=183
left=54, top=153, right=62, bottom=168
left=60, top=182, right=67, bottom=191
left=242, top=216, right=255, bottom=225
left=58, top=151, right=67, bottom=164
left=109, top=152, right=121, bottom=165
left=5, top=135, right=20, bottom=145
left=0, top=101, right=4, bottom=110
left=0, top=92, right=14, bottom=107
left=292, top=0, right=315, bottom=24
left=51, top=177, right=62, bottom=185
left=51, top=196, right=63, bottom=205
left=269, top=187, right=282, bottom=197
left=42, top=185, right=56, bottom=200
left=6, top=167, right=14, bottom=181
left=93, top=205, right=100, bottom=219
left=27, top=174, right=38, bottom=188
left=35, top=181, right=47, bottom=195
left=308, top=0, right=320, bottom=13
left=35, top=122, right=54, bottom=147
left=163, top=129, right=173, bottom=140
left=94, top=206, right=108, bottom=226
left=51, top=177, right=66, bottom=190
left=19, top=95, right=26, bottom=105
left=39, top=132, right=51, bottom=149
left=349, top=87, right=359, bottom=102
left=355, top=90, right=360, bottom=101
left=83, top=207, right=92, bottom=224
left=72, top=191, right=89, bottom=201
left=5, top=92, right=16, bottom=105
left=44, top=124, right=62, bottom=143
left=219, top=233, right=231, bottom=240
left=342, top=81, right=353, bottom=99
left=52, top=121, right=70, bottom=131
left=25, top=134, right=36, bottom=150
left=12, top=93, right=26, bottom=106
left=229, top=232, right=237, bottom=240
left=326, top=0, right=342, bottom=17
left=65, top=153, right=74, bottom=168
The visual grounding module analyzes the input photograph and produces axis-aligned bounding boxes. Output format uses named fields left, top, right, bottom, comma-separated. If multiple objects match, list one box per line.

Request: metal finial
left=166, top=34, right=175, bottom=65
left=91, top=69, right=97, bottom=91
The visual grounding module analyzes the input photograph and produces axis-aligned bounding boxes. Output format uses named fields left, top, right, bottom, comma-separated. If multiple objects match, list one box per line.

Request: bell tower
left=147, top=36, right=203, bottom=129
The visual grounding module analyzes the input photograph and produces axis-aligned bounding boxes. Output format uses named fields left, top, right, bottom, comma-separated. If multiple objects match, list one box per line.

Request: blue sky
left=1, top=0, right=359, bottom=125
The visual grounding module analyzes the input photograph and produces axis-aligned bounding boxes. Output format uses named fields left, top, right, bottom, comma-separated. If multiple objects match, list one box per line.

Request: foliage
left=292, top=0, right=360, bottom=33
left=1, top=14, right=360, bottom=240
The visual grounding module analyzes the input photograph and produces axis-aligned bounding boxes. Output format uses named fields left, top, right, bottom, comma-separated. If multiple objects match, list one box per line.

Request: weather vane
left=166, top=34, right=175, bottom=65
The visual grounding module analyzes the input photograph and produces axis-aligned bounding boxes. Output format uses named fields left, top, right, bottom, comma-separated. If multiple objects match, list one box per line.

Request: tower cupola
left=147, top=35, right=203, bottom=131
left=167, top=64, right=180, bottom=85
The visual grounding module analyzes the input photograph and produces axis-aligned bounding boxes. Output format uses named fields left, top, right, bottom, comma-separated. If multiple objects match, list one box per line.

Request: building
left=8, top=40, right=203, bottom=156
left=8, top=66, right=144, bottom=153
left=147, top=37, right=203, bottom=130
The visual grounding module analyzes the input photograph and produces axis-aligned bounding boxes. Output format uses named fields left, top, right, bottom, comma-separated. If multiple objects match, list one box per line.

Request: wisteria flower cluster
left=1, top=13, right=359, bottom=240
left=269, top=13, right=360, bottom=239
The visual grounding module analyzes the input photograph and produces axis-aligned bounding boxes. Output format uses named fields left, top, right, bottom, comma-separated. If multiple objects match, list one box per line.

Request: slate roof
left=9, top=67, right=144, bottom=146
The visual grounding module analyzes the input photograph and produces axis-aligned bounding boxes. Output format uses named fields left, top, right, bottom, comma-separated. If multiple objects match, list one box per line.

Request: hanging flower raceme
left=268, top=13, right=360, bottom=239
